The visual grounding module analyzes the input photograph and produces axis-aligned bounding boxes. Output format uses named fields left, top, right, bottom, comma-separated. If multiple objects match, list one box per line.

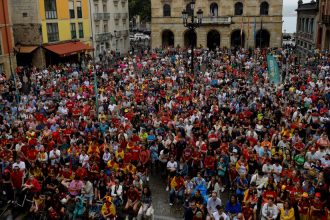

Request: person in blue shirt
left=225, top=195, right=242, bottom=219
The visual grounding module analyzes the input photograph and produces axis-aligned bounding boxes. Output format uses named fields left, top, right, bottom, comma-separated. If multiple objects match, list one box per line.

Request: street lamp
left=182, top=0, right=203, bottom=75
left=114, top=30, right=120, bottom=55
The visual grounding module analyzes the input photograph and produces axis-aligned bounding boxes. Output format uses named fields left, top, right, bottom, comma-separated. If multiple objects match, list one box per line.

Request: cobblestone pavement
left=149, top=173, right=182, bottom=220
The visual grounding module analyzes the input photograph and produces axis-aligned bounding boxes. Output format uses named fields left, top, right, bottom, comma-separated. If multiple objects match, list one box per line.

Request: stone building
left=90, top=0, right=130, bottom=60
left=296, top=0, right=319, bottom=55
left=151, top=0, right=283, bottom=49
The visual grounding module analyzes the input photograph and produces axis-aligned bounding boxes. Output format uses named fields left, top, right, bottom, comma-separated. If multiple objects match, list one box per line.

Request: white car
left=134, top=33, right=150, bottom=41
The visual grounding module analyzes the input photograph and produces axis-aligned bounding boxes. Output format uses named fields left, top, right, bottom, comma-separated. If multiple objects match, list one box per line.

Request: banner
left=267, top=54, right=281, bottom=85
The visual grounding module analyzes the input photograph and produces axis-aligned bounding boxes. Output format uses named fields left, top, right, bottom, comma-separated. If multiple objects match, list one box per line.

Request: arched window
left=186, top=3, right=194, bottom=16
left=210, top=3, right=218, bottom=16
left=310, top=18, right=314, bottom=33
left=163, top=4, right=171, bottom=17
left=260, top=1, right=269, bottom=15
left=305, top=18, right=309, bottom=33
left=234, top=2, right=243, bottom=16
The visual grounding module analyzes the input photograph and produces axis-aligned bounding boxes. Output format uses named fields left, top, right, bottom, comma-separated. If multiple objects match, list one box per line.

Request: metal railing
left=94, top=13, right=110, bottom=20
left=201, top=16, right=231, bottom=25
left=95, top=32, right=112, bottom=41
left=121, top=13, right=128, bottom=19
left=114, top=13, right=121, bottom=20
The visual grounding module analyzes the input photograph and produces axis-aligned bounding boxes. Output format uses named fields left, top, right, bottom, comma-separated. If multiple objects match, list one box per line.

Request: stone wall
left=13, top=24, right=43, bottom=45
left=0, top=54, right=17, bottom=77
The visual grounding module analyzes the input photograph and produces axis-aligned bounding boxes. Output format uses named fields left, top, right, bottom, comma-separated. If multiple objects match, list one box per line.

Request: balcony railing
left=94, top=13, right=110, bottom=20
left=114, top=13, right=121, bottom=20
left=121, top=30, right=129, bottom=37
left=201, top=16, right=232, bottom=25
left=298, top=31, right=313, bottom=40
left=322, top=15, right=330, bottom=25
left=121, top=0, right=126, bottom=4
left=95, top=32, right=112, bottom=42
left=113, top=0, right=119, bottom=4
left=103, top=13, right=110, bottom=19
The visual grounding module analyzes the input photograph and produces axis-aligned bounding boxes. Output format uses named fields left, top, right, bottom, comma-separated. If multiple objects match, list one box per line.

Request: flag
left=267, top=54, right=280, bottom=85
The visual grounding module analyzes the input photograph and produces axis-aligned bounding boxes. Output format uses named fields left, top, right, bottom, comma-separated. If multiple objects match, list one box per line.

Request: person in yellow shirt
left=101, top=196, right=116, bottom=220
left=280, top=200, right=295, bottom=220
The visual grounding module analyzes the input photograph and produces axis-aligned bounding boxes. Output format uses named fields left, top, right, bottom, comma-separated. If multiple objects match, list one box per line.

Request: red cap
left=315, top=192, right=321, bottom=197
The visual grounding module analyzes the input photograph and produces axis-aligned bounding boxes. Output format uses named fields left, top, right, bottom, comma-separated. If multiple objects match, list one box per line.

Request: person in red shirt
left=23, top=175, right=42, bottom=193
left=130, top=144, right=141, bottom=163
left=310, top=192, right=326, bottom=220
left=204, top=154, right=215, bottom=177
left=10, top=166, right=24, bottom=191
left=124, top=185, right=140, bottom=213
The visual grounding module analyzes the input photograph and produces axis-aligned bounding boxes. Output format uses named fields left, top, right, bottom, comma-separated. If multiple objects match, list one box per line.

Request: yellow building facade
left=39, top=0, right=91, bottom=45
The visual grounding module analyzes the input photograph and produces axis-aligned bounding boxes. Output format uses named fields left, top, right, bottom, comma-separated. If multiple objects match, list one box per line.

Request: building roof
left=296, top=2, right=318, bottom=11
left=43, top=41, right=93, bottom=57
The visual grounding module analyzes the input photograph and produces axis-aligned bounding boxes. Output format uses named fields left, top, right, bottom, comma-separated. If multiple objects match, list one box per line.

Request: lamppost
left=114, top=30, right=120, bottom=56
left=182, top=0, right=203, bottom=75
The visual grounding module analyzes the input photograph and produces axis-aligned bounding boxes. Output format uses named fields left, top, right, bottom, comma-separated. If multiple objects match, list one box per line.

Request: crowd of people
left=0, top=46, right=329, bottom=220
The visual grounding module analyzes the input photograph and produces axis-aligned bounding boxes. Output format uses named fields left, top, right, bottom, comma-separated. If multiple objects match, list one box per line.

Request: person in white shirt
left=272, top=161, right=282, bottom=182
left=206, top=191, right=222, bottom=220
left=102, top=148, right=111, bottom=164
left=261, top=198, right=278, bottom=220
left=262, top=160, right=273, bottom=175
left=12, top=157, right=26, bottom=173
left=82, top=177, right=94, bottom=205
left=166, top=156, right=177, bottom=191
left=111, top=179, right=123, bottom=202
left=79, top=150, right=89, bottom=169
left=49, top=146, right=61, bottom=166
left=212, top=205, right=229, bottom=220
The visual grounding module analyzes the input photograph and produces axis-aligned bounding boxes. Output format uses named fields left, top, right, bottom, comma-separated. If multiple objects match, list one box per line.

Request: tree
left=128, top=0, right=151, bottom=22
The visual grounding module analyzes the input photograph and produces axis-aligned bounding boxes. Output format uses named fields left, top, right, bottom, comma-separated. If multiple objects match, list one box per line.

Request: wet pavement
left=149, top=173, right=182, bottom=220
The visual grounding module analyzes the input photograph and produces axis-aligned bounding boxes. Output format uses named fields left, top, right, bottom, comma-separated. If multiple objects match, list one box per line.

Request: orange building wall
left=0, top=0, right=14, bottom=54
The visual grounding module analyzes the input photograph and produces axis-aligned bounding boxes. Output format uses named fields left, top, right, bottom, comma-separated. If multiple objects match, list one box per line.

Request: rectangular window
left=44, top=0, right=57, bottom=19
left=69, top=1, right=75, bottom=18
left=77, top=1, right=82, bottom=18
left=78, top=22, right=84, bottom=38
left=46, top=23, right=59, bottom=42
left=71, top=23, right=77, bottom=39
left=103, top=4, right=107, bottom=13
left=95, top=24, right=100, bottom=33
left=103, top=22, right=108, bottom=32
left=94, top=4, right=98, bottom=13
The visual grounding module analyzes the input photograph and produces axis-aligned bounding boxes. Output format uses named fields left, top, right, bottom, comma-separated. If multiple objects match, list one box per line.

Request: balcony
left=121, top=30, right=129, bottom=37
left=95, top=32, right=112, bottom=42
left=114, top=13, right=121, bottom=20
left=121, top=13, right=128, bottom=19
left=103, top=13, right=110, bottom=19
left=201, top=16, right=231, bottom=25
left=121, top=0, right=126, bottom=4
left=298, top=32, right=313, bottom=40
left=94, top=13, right=110, bottom=20
left=113, top=0, right=119, bottom=5
left=322, top=15, right=330, bottom=25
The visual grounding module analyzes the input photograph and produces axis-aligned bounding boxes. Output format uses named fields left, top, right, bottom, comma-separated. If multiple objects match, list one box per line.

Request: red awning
left=44, top=41, right=93, bottom=57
